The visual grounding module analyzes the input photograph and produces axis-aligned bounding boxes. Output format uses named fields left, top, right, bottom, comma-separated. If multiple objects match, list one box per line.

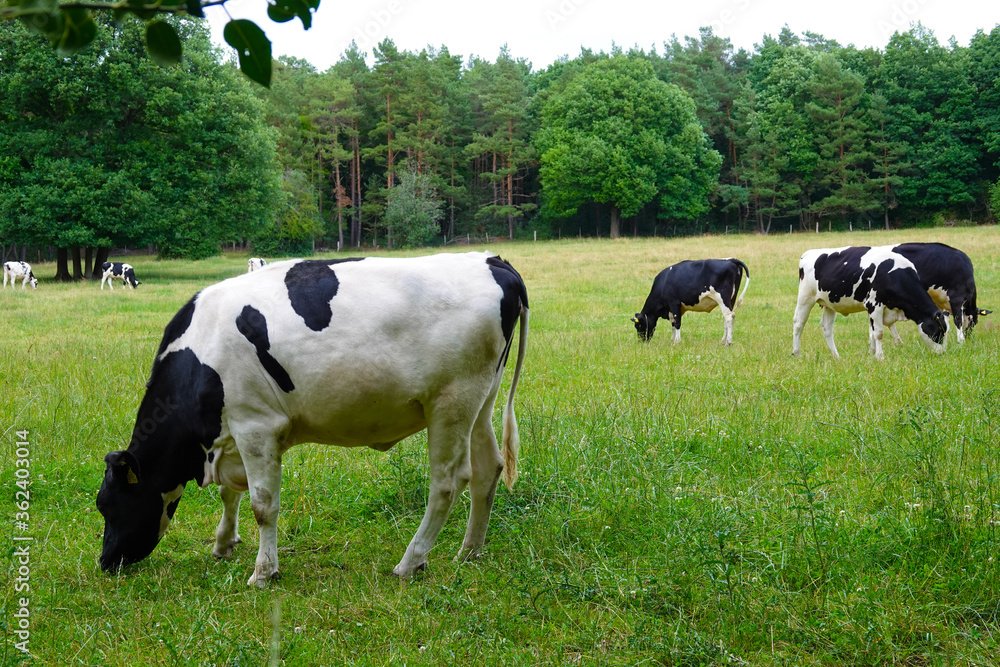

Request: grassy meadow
left=2, top=227, right=999, bottom=666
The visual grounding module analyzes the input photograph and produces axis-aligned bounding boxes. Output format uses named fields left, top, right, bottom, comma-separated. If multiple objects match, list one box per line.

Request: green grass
left=2, top=227, right=999, bottom=665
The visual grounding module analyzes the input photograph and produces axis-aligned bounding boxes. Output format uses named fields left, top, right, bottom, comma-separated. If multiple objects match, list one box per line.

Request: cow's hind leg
left=457, top=392, right=505, bottom=563
left=819, top=307, right=841, bottom=359
left=236, top=432, right=284, bottom=587
left=393, top=404, right=473, bottom=577
left=709, top=292, right=736, bottom=346
left=213, top=486, right=245, bottom=558
left=791, top=295, right=814, bottom=356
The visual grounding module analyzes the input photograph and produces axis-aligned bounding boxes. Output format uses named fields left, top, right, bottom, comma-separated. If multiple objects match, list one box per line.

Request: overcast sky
left=205, top=0, right=1000, bottom=71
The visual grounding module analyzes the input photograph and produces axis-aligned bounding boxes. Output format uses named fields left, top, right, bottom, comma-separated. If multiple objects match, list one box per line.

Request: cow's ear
left=980, top=309, right=993, bottom=317
left=105, top=450, right=141, bottom=485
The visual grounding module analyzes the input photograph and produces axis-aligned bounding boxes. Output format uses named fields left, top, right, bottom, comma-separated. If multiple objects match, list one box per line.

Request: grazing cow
left=2, top=261, right=38, bottom=289
left=632, top=258, right=750, bottom=345
left=97, top=252, right=529, bottom=586
left=792, top=245, right=947, bottom=360
left=888, top=242, right=990, bottom=344
left=248, top=257, right=267, bottom=272
left=101, top=262, right=140, bottom=290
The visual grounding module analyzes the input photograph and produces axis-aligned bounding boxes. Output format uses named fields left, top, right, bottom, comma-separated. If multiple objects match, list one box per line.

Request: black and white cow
left=792, top=245, right=948, bottom=360
left=97, top=252, right=529, bottom=586
left=2, top=261, right=38, bottom=289
left=888, top=242, right=990, bottom=344
left=632, top=258, right=750, bottom=345
left=101, top=262, right=140, bottom=290
left=248, top=257, right=267, bottom=272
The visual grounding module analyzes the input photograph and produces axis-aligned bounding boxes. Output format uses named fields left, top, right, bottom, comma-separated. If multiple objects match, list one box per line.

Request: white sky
left=205, top=0, right=1000, bottom=72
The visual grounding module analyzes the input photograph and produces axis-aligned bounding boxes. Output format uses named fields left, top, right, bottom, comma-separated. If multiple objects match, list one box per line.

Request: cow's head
left=967, top=308, right=992, bottom=333
left=28, top=274, right=38, bottom=289
left=917, top=310, right=949, bottom=352
left=97, top=450, right=182, bottom=571
left=632, top=313, right=656, bottom=341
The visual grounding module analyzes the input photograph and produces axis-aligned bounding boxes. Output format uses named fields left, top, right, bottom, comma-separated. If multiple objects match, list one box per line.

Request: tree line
left=2, top=17, right=999, bottom=273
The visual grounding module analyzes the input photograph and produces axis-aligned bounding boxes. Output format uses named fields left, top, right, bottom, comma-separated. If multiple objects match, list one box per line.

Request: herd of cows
left=2, top=260, right=140, bottom=290
left=3, top=240, right=991, bottom=586
left=633, top=241, right=989, bottom=360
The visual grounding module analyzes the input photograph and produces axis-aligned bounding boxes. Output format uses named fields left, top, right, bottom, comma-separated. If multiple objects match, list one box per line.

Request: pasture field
left=2, top=227, right=999, bottom=666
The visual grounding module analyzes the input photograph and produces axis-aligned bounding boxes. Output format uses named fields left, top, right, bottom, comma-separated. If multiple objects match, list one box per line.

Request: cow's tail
left=501, top=304, right=529, bottom=490
left=734, top=258, right=751, bottom=309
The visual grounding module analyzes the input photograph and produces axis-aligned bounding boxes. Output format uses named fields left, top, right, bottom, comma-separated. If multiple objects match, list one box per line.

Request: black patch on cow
left=487, top=256, right=529, bottom=371
left=487, top=256, right=528, bottom=343
left=153, top=293, right=199, bottom=362
left=851, top=262, right=879, bottom=304
left=99, top=347, right=225, bottom=571
left=284, top=259, right=365, bottom=332
left=813, top=247, right=869, bottom=304
left=236, top=305, right=295, bottom=393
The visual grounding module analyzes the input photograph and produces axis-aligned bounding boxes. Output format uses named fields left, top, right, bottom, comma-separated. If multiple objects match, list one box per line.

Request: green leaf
left=18, top=11, right=61, bottom=38
left=223, top=19, right=272, bottom=88
left=146, top=20, right=182, bottom=67
left=55, top=8, right=97, bottom=56
left=267, top=0, right=312, bottom=29
left=15, top=0, right=59, bottom=36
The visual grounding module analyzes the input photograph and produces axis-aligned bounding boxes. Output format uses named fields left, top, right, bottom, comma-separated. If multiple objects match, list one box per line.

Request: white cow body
left=101, top=262, right=140, bottom=290
left=3, top=261, right=38, bottom=289
left=98, top=252, right=529, bottom=587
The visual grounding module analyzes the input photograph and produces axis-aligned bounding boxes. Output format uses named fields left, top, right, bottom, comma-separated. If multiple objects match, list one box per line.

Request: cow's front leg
left=394, top=414, right=471, bottom=577
left=868, top=306, right=886, bottom=360
left=668, top=310, right=683, bottom=345
left=212, top=485, right=245, bottom=558
left=239, top=439, right=283, bottom=587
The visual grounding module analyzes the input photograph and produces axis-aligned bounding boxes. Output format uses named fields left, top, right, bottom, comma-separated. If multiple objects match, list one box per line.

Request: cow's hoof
left=248, top=569, right=281, bottom=588
left=212, top=536, right=242, bottom=559
left=391, top=561, right=427, bottom=578
left=454, top=546, right=484, bottom=563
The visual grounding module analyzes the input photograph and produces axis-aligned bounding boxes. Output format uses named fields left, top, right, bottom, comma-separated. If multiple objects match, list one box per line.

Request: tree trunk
left=507, top=168, right=515, bottom=240
left=884, top=209, right=890, bottom=231
left=71, top=247, right=83, bottom=280
left=610, top=205, right=621, bottom=239
left=54, top=248, right=72, bottom=282
left=93, top=248, right=110, bottom=279
left=335, top=161, right=344, bottom=251
left=83, top=247, right=94, bottom=279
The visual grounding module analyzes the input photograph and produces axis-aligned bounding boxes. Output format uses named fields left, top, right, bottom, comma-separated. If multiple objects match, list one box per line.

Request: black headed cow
left=97, top=252, right=529, bottom=586
left=101, top=262, right=141, bottom=290
left=792, top=245, right=947, bottom=360
left=632, top=258, right=750, bottom=346
left=889, top=242, right=990, bottom=344
left=2, top=261, right=38, bottom=289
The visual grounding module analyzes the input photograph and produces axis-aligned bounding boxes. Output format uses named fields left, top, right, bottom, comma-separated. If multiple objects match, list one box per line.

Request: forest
left=2, top=16, right=1000, bottom=270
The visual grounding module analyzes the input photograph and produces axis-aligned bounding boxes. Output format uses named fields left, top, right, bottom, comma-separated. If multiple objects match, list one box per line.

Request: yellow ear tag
left=127, top=470, right=139, bottom=484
